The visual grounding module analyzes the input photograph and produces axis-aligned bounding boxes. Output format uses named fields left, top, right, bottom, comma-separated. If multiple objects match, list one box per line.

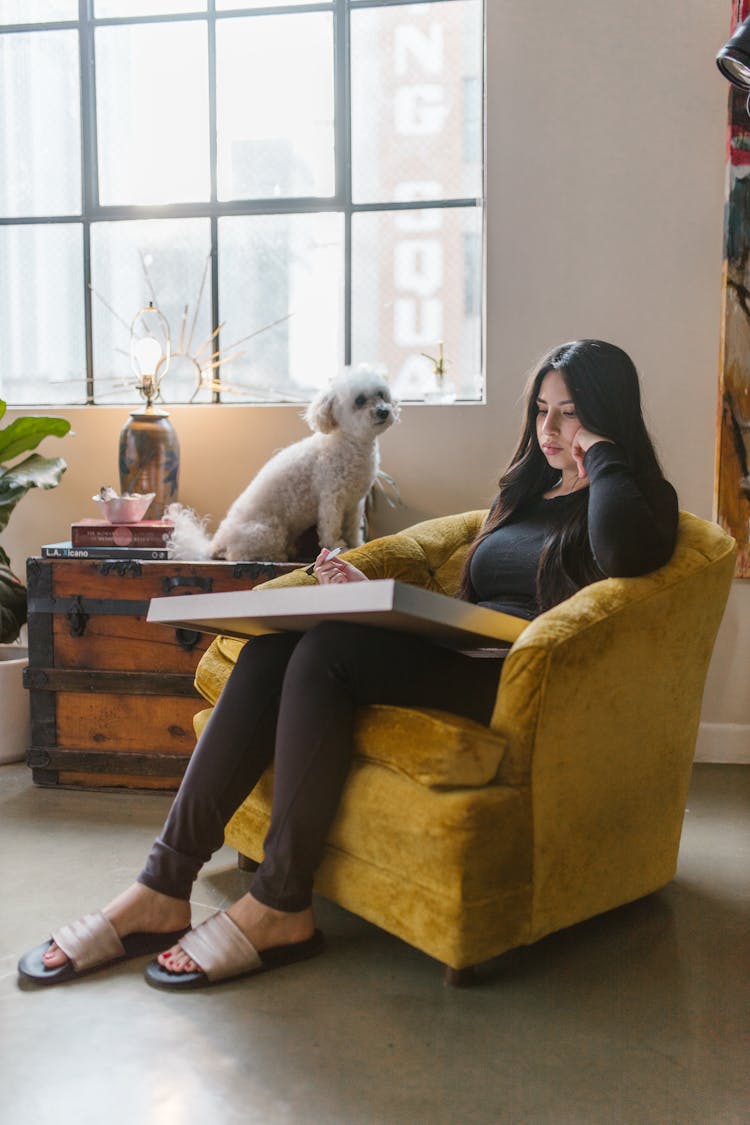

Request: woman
left=19, top=339, right=679, bottom=989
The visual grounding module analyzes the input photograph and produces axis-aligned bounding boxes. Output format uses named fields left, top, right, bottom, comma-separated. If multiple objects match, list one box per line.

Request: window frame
left=0, top=0, right=484, bottom=405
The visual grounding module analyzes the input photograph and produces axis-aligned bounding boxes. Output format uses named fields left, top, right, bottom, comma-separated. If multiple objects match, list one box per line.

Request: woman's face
left=535, top=368, right=580, bottom=475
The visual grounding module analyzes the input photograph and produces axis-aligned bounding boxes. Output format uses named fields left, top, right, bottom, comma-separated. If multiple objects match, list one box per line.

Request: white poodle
left=166, top=368, right=399, bottom=562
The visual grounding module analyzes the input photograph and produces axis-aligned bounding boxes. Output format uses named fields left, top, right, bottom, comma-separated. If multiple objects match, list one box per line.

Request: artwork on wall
left=718, top=0, right=750, bottom=576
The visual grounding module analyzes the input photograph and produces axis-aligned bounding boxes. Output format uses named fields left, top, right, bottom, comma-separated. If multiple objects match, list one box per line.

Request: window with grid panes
left=0, top=0, right=484, bottom=406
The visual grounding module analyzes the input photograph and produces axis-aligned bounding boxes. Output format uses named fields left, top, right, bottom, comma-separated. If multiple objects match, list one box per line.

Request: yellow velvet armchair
left=192, top=510, right=736, bottom=983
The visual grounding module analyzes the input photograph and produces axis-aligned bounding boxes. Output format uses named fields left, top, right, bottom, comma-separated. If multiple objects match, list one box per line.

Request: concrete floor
left=1, top=762, right=748, bottom=1125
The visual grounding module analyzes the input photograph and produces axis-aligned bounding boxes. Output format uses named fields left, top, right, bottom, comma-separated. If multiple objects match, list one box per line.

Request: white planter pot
left=0, top=645, right=30, bottom=765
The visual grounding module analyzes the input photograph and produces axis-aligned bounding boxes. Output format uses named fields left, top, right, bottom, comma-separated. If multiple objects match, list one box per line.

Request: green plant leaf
left=0, top=414, right=71, bottom=463
left=0, top=452, right=68, bottom=490
left=0, top=454, right=68, bottom=534
left=0, top=400, right=6, bottom=423
left=0, top=483, right=28, bottom=535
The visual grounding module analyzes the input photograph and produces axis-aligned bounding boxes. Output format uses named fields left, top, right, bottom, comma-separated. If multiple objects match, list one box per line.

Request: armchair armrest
left=487, top=513, right=736, bottom=941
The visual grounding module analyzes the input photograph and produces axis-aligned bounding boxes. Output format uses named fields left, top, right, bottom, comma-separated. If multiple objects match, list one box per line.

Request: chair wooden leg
left=443, top=964, right=477, bottom=987
left=237, top=852, right=259, bottom=872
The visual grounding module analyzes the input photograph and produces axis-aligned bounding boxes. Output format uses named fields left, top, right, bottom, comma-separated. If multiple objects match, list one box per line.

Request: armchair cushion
left=352, top=705, right=507, bottom=788
left=194, top=702, right=508, bottom=789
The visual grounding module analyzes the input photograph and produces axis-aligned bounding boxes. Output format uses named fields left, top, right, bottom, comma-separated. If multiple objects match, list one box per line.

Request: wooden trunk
left=24, top=556, right=300, bottom=791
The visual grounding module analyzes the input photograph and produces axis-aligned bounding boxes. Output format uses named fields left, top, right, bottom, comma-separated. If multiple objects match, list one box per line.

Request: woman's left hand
left=570, top=427, right=613, bottom=479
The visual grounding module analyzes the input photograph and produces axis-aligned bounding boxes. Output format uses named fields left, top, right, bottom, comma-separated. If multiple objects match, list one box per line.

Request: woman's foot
left=42, top=883, right=191, bottom=969
left=157, top=893, right=315, bottom=975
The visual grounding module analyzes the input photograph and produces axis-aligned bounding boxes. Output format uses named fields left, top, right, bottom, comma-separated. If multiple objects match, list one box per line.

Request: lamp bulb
left=133, top=335, right=162, bottom=376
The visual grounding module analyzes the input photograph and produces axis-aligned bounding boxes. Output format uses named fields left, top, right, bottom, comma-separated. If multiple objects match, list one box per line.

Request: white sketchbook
left=146, top=579, right=528, bottom=651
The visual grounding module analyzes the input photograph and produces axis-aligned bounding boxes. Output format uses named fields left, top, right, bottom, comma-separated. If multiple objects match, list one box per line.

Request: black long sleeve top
left=468, top=442, right=679, bottom=620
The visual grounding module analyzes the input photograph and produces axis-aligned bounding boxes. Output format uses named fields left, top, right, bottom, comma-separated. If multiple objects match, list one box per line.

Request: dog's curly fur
left=166, top=368, right=399, bottom=562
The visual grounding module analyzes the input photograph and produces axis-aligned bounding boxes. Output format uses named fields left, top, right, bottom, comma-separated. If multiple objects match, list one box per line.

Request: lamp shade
left=717, top=16, right=750, bottom=89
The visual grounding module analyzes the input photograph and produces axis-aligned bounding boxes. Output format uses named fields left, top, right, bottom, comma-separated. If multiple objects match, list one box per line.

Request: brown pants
left=137, top=622, right=504, bottom=911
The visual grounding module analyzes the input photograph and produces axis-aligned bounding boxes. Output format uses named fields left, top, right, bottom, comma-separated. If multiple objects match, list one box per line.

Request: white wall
left=4, top=0, right=747, bottom=761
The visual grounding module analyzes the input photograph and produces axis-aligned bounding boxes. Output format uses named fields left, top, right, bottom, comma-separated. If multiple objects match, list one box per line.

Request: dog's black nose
left=375, top=405, right=390, bottom=420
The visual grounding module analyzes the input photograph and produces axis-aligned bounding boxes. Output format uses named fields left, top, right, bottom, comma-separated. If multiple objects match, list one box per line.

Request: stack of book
left=41, top=519, right=173, bottom=560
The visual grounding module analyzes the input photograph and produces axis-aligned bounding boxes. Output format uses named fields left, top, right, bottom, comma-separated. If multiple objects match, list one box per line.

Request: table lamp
left=118, top=301, right=180, bottom=520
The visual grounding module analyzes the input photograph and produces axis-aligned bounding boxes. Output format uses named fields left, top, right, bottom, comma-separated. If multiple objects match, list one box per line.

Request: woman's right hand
left=313, top=549, right=369, bottom=584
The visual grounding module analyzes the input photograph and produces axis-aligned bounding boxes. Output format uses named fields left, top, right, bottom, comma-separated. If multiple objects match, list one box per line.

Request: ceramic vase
left=118, top=404, right=180, bottom=520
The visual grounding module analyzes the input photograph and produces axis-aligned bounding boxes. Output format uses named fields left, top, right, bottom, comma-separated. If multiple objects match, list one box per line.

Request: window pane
left=217, top=1, right=316, bottom=8
left=91, top=218, right=212, bottom=404
left=0, top=0, right=76, bottom=21
left=218, top=213, right=343, bottom=401
left=351, top=0, right=483, bottom=205
left=96, top=22, right=210, bottom=206
left=95, top=1, right=206, bottom=15
left=0, top=224, right=85, bottom=405
left=0, top=31, right=81, bottom=217
left=216, top=14, right=334, bottom=201
left=351, top=206, right=483, bottom=401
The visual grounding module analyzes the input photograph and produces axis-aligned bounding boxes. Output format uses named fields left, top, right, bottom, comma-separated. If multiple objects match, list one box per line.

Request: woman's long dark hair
left=457, top=340, right=666, bottom=612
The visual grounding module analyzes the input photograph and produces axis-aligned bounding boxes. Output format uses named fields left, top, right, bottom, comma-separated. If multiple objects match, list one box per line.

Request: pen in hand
left=305, top=546, right=343, bottom=575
